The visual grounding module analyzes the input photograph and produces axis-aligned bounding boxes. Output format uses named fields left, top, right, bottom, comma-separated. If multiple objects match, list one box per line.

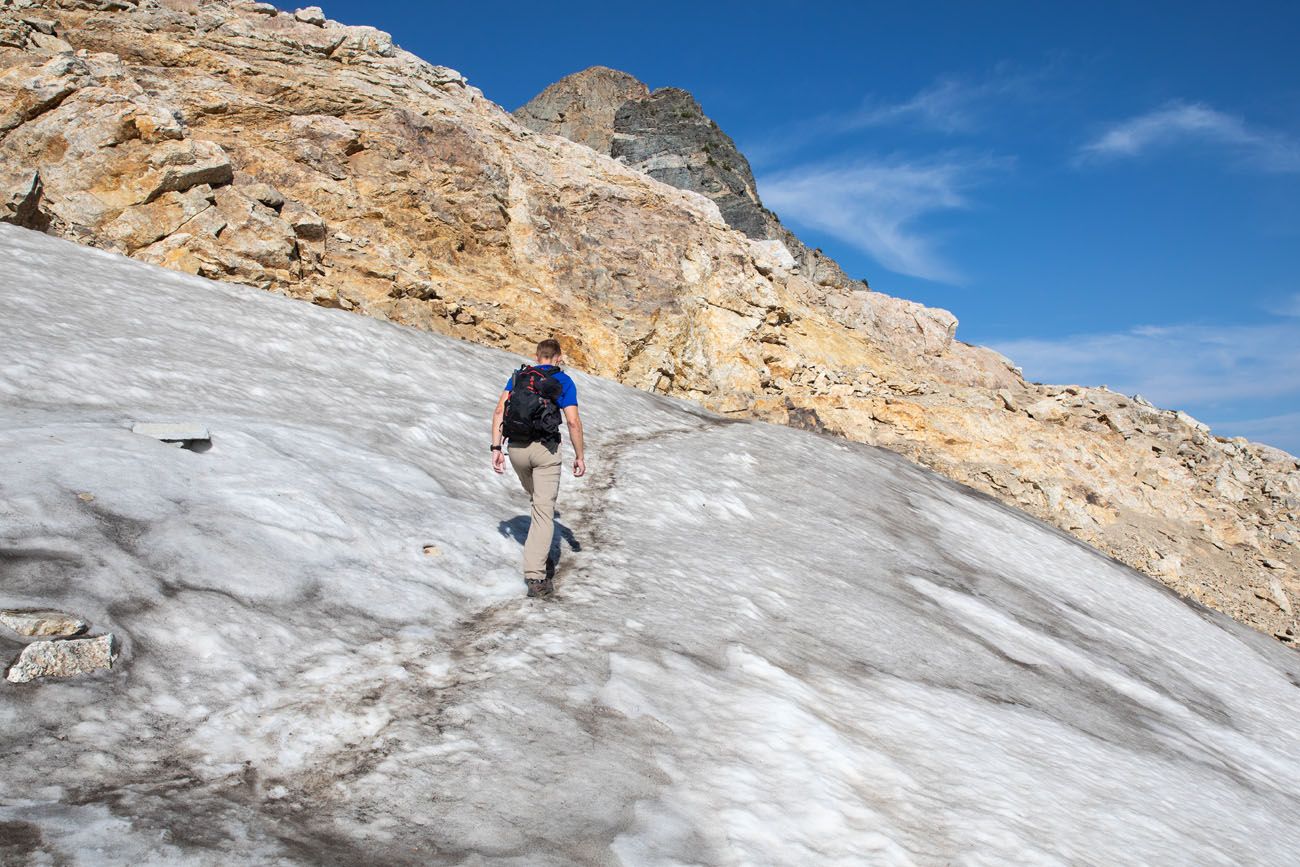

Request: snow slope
left=2, top=222, right=1299, bottom=866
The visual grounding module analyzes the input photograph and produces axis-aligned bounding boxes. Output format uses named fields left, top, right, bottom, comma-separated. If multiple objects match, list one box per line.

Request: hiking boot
left=526, top=577, right=554, bottom=598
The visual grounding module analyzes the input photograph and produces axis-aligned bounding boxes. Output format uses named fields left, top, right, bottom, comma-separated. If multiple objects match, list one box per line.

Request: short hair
left=536, top=338, right=562, bottom=360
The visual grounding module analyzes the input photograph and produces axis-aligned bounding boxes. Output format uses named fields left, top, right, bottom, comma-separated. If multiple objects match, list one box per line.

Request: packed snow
left=2, top=223, right=1299, bottom=865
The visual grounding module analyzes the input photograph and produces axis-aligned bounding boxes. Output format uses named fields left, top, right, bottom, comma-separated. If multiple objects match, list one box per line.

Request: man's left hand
left=573, top=457, right=586, bottom=477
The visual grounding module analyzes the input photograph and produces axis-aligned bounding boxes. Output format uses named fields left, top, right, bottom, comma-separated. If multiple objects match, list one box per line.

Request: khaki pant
left=508, top=440, right=562, bottom=581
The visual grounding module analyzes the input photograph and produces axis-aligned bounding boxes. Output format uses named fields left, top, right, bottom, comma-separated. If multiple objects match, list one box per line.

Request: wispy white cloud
left=743, top=69, right=1037, bottom=281
left=758, top=156, right=995, bottom=283
left=1268, top=292, right=1300, bottom=318
left=1078, top=101, right=1300, bottom=172
left=992, top=320, right=1300, bottom=408
left=744, top=67, right=1042, bottom=168
left=848, top=71, right=1040, bottom=135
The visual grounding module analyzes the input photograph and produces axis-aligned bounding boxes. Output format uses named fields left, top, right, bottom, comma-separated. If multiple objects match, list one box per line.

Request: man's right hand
left=492, top=450, right=506, bottom=474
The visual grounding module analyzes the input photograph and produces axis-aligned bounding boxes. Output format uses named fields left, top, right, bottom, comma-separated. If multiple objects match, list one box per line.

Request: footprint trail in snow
left=2, top=224, right=1300, bottom=865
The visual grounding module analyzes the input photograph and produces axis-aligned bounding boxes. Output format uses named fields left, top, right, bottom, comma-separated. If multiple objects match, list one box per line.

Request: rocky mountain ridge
left=0, top=0, right=1297, bottom=642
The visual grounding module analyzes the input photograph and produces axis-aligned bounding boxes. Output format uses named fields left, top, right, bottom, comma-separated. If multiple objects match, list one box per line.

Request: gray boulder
left=294, top=6, right=326, bottom=26
left=6, top=635, right=115, bottom=683
left=1, top=169, right=48, bottom=230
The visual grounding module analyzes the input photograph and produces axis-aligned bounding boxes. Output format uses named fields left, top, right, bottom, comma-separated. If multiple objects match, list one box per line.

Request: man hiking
left=491, top=338, right=586, bottom=598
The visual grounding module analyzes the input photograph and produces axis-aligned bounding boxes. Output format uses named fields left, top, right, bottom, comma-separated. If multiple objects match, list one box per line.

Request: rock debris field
left=3, top=225, right=1300, bottom=864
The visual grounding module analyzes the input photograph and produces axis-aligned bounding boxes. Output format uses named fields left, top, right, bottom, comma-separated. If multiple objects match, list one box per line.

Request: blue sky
left=298, top=1, right=1300, bottom=453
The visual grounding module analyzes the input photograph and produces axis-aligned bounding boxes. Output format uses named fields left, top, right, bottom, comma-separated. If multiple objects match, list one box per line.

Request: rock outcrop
left=512, top=64, right=647, bottom=154
left=0, top=0, right=1296, bottom=643
left=0, top=166, right=46, bottom=227
left=609, top=86, right=768, bottom=239
left=516, top=67, right=860, bottom=291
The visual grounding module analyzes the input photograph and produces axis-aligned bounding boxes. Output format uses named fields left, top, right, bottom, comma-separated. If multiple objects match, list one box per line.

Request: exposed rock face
left=516, top=67, right=860, bottom=291
left=610, top=87, right=768, bottom=239
left=6, top=634, right=115, bottom=682
left=512, top=65, right=647, bottom=153
left=0, top=0, right=1297, bottom=643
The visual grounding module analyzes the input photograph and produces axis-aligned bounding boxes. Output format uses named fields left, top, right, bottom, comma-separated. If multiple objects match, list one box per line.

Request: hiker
left=491, top=338, right=586, bottom=597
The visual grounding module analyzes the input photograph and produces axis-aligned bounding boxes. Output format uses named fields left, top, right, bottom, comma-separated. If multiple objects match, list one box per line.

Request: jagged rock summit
left=0, top=0, right=1296, bottom=643
left=512, top=65, right=648, bottom=153
left=516, top=66, right=860, bottom=290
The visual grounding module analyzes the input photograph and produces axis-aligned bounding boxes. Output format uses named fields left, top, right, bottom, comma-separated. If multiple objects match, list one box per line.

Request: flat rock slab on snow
left=6, top=635, right=116, bottom=683
left=0, top=609, right=87, bottom=638
left=131, top=421, right=210, bottom=443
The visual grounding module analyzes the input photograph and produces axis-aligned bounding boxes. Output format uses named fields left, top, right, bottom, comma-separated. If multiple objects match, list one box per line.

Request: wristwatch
left=490, top=445, right=502, bottom=452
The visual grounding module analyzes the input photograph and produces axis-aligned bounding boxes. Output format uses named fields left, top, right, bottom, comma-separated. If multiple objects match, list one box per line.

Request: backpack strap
left=517, top=364, right=560, bottom=381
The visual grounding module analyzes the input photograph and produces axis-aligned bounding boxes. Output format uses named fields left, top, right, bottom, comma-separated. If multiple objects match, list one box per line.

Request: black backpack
left=502, top=365, right=563, bottom=442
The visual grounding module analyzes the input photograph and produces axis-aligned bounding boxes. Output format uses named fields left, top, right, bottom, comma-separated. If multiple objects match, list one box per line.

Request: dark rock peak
left=516, top=67, right=862, bottom=289
left=610, top=87, right=767, bottom=240
left=512, top=66, right=649, bottom=154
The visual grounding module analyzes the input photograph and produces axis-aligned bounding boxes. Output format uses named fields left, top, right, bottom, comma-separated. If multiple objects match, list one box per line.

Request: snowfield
left=2, top=223, right=1299, bottom=865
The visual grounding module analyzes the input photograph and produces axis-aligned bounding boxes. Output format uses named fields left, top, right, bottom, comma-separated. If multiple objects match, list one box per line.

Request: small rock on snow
left=6, top=634, right=115, bottom=683
left=0, top=609, right=88, bottom=638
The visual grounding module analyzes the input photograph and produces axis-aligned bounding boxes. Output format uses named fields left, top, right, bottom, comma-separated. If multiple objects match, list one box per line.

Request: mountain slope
left=0, top=0, right=1296, bottom=642
left=4, top=224, right=1300, bottom=864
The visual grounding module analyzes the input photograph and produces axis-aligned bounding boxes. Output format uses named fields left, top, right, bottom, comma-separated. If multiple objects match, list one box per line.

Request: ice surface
left=2, top=223, right=1299, bottom=865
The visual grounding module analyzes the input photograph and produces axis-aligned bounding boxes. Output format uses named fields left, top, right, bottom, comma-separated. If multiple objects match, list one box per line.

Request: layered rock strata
left=0, top=0, right=1296, bottom=641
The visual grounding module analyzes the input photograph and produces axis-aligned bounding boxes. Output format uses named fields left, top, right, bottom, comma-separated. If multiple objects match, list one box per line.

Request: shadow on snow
left=498, top=515, right=582, bottom=581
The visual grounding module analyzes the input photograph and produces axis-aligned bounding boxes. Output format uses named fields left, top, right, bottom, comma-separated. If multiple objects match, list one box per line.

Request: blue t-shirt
left=504, top=365, right=578, bottom=408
